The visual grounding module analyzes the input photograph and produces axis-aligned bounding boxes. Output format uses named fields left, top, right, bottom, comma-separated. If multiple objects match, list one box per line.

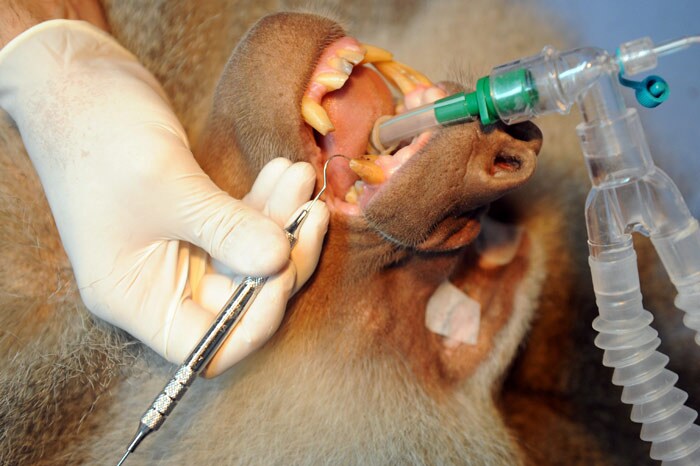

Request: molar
left=314, top=71, right=350, bottom=91
left=344, top=181, right=365, bottom=204
left=345, top=185, right=359, bottom=204
left=337, top=48, right=365, bottom=65
left=328, top=56, right=354, bottom=75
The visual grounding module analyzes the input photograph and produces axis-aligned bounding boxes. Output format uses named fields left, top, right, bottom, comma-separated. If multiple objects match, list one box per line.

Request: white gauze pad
left=425, top=280, right=481, bottom=345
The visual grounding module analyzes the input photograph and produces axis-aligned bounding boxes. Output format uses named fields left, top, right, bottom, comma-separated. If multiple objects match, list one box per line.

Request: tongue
left=318, top=66, right=395, bottom=197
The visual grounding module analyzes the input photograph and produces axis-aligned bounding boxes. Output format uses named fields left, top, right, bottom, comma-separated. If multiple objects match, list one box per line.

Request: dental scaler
left=376, top=35, right=700, bottom=465
left=116, top=156, right=345, bottom=466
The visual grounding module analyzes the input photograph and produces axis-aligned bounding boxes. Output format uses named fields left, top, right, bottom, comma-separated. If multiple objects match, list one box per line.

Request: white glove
left=0, top=20, right=329, bottom=377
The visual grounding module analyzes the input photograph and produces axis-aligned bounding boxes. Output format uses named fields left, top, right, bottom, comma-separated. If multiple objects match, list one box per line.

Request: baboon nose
left=481, top=122, right=541, bottom=196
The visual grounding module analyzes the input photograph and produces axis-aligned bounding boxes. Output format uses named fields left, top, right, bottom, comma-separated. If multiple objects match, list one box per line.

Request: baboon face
left=199, top=12, right=542, bottom=258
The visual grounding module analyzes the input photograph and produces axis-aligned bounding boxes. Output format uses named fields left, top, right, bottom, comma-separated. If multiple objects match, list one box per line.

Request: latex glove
left=0, top=20, right=329, bottom=377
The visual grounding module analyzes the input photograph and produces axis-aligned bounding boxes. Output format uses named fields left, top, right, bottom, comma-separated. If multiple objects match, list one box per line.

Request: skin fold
left=0, top=1, right=698, bottom=465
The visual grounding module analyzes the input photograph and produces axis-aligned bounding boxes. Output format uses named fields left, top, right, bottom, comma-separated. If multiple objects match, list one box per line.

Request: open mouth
left=300, top=37, right=447, bottom=217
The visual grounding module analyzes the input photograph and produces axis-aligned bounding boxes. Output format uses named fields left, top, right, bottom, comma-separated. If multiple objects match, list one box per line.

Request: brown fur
left=1, top=1, right=698, bottom=465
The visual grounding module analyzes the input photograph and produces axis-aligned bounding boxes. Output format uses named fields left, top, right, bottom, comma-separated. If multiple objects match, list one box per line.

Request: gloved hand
left=0, top=20, right=329, bottom=377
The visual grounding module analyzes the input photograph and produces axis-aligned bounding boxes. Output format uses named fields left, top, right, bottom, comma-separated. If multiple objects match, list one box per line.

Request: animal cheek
left=195, top=12, right=346, bottom=190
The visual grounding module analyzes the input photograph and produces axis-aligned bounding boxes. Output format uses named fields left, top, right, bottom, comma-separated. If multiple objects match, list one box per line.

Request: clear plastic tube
left=615, top=35, right=699, bottom=77
left=393, top=34, right=700, bottom=463
left=376, top=102, right=439, bottom=149
left=590, top=244, right=700, bottom=464
left=654, top=36, right=700, bottom=58
left=570, top=37, right=700, bottom=463
left=374, top=44, right=620, bottom=148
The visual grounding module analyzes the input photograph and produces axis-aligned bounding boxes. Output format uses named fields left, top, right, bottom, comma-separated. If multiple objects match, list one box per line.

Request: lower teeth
left=345, top=187, right=359, bottom=204
left=348, top=156, right=385, bottom=185
left=345, top=181, right=365, bottom=204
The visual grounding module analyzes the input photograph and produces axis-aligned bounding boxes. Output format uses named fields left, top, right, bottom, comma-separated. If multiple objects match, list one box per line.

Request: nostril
left=493, top=153, right=522, bottom=173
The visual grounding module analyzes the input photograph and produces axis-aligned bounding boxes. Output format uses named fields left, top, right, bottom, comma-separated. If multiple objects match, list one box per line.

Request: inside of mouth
left=315, top=65, right=391, bottom=214
left=303, top=39, right=447, bottom=215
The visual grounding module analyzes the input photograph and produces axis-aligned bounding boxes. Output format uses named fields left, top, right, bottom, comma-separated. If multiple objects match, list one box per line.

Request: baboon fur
left=0, top=1, right=698, bottom=465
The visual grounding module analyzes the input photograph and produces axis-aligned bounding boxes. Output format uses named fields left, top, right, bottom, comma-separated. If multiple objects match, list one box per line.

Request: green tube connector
left=433, top=68, right=538, bottom=126
left=433, top=91, right=479, bottom=124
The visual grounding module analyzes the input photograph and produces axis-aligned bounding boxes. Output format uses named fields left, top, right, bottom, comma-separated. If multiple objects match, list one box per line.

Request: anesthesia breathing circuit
left=375, top=35, right=700, bottom=465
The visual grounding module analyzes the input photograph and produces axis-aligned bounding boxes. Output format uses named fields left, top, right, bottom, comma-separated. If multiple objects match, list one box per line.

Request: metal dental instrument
left=116, top=155, right=345, bottom=466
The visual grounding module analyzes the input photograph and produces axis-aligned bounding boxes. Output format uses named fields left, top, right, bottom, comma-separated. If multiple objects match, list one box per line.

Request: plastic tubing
left=653, top=36, right=700, bottom=58
left=590, top=244, right=700, bottom=465
left=568, top=47, right=700, bottom=464
left=376, top=35, right=700, bottom=151
left=376, top=103, right=439, bottom=149
left=479, top=40, right=700, bottom=463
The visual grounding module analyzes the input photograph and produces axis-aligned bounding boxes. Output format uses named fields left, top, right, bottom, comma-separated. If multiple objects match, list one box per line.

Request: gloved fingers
left=288, top=201, right=330, bottom=294
left=243, top=157, right=293, bottom=210
left=173, top=177, right=290, bottom=277
left=206, top=199, right=329, bottom=294
left=156, top=298, right=220, bottom=366
left=192, top=266, right=296, bottom=377
left=262, top=161, right=317, bottom=227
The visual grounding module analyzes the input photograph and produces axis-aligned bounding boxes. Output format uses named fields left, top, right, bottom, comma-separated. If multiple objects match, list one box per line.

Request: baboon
left=1, top=1, right=698, bottom=465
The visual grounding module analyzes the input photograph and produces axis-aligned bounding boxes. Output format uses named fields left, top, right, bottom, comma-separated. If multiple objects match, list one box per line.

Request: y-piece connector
left=580, top=77, right=700, bottom=462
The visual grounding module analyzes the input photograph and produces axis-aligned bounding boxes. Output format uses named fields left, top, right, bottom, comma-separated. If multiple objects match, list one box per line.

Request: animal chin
left=300, top=37, right=485, bottom=250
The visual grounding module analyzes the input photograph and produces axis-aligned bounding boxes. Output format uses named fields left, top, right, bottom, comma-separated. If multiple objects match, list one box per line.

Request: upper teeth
left=300, top=40, right=367, bottom=135
left=361, top=44, right=393, bottom=64
left=328, top=56, right=354, bottom=75
left=337, top=48, right=365, bottom=65
left=300, top=41, right=433, bottom=137
left=314, top=71, right=350, bottom=91
left=373, top=60, right=432, bottom=95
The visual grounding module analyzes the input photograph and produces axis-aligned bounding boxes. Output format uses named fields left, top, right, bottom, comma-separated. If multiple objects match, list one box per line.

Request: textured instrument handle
left=140, top=276, right=266, bottom=430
